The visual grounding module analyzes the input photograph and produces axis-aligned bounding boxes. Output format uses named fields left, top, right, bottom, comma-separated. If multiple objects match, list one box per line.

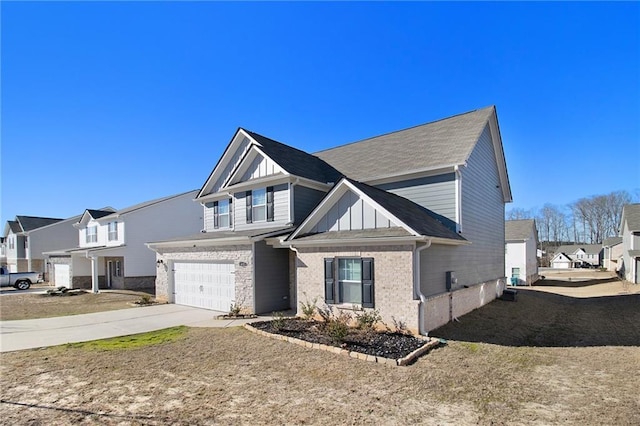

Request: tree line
left=506, top=190, right=636, bottom=245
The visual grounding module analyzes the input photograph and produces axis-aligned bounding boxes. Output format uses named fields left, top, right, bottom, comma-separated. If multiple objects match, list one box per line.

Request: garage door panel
left=54, top=264, right=70, bottom=288
left=173, top=262, right=235, bottom=311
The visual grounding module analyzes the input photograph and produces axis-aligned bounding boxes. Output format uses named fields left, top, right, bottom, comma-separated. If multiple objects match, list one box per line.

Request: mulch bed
left=251, top=318, right=426, bottom=359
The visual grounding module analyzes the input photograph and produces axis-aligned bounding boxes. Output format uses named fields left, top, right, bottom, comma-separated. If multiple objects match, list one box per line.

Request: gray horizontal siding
left=293, top=185, right=326, bottom=225
left=376, top=173, right=457, bottom=224
left=234, top=184, right=289, bottom=231
left=420, top=125, right=505, bottom=296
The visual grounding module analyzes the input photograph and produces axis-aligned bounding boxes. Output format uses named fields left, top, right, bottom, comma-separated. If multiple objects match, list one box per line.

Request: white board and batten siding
left=420, top=125, right=506, bottom=296
left=173, top=262, right=235, bottom=311
left=236, top=154, right=283, bottom=183
left=311, top=190, right=397, bottom=233
left=210, top=136, right=252, bottom=194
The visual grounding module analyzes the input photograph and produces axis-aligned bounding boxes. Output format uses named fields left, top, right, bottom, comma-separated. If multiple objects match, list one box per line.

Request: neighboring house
left=149, top=105, right=512, bottom=334
left=0, top=237, right=6, bottom=268
left=45, top=191, right=202, bottom=291
left=505, top=219, right=539, bottom=286
left=619, top=203, right=640, bottom=284
left=550, top=244, right=603, bottom=268
left=2, top=215, right=81, bottom=278
left=602, top=237, right=623, bottom=272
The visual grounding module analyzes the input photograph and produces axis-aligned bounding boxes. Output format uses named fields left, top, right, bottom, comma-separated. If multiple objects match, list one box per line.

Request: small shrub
left=135, top=294, right=153, bottom=305
left=272, top=311, right=286, bottom=331
left=356, top=309, right=381, bottom=330
left=317, top=305, right=333, bottom=323
left=326, top=310, right=352, bottom=343
left=229, top=301, right=242, bottom=317
left=299, top=293, right=318, bottom=320
left=388, top=316, right=410, bottom=335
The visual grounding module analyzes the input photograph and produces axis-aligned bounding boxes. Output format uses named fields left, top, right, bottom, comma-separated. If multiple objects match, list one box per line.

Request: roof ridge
left=314, top=105, right=495, bottom=154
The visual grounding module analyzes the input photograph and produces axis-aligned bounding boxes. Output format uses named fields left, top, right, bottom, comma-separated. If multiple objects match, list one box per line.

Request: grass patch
left=459, top=342, right=481, bottom=353
left=65, top=326, right=188, bottom=351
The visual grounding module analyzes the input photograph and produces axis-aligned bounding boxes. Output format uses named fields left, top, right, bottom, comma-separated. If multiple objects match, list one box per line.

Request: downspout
left=288, top=178, right=300, bottom=225
left=414, top=238, right=432, bottom=336
left=289, top=245, right=300, bottom=313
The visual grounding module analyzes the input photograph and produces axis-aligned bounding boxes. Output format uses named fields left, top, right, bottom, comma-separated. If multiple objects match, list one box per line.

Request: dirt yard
left=1, top=271, right=639, bottom=425
left=0, top=289, right=154, bottom=321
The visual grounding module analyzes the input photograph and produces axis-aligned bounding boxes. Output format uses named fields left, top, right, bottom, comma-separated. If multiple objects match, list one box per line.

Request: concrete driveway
left=0, top=304, right=270, bottom=353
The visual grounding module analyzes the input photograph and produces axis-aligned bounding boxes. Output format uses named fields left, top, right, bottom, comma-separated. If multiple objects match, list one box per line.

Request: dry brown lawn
left=1, top=272, right=639, bottom=425
left=0, top=289, right=154, bottom=321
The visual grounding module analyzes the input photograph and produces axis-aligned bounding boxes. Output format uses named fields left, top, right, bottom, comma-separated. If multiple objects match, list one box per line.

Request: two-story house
left=602, top=236, right=623, bottom=272
left=149, top=106, right=512, bottom=334
left=2, top=215, right=81, bottom=278
left=550, top=244, right=603, bottom=269
left=619, top=203, right=640, bottom=284
left=505, top=219, right=539, bottom=286
left=46, top=190, right=202, bottom=291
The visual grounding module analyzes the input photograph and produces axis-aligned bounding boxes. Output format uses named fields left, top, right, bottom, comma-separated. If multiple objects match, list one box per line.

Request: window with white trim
left=324, top=257, right=374, bottom=307
left=218, top=199, right=231, bottom=228
left=108, top=222, right=118, bottom=241
left=8, top=237, right=14, bottom=250
left=252, top=188, right=267, bottom=222
left=86, top=226, right=98, bottom=243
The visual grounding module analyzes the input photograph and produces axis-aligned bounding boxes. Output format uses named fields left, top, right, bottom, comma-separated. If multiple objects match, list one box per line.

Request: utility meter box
left=446, top=271, right=457, bottom=291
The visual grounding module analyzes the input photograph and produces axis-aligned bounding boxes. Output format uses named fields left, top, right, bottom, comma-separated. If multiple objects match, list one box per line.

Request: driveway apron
left=0, top=304, right=238, bottom=352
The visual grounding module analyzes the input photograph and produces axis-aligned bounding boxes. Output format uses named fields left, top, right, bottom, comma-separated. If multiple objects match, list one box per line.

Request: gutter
left=414, top=238, right=432, bottom=336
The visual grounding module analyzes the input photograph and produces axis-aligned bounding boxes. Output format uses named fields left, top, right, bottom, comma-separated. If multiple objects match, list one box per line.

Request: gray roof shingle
left=622, top=204, right=640, bottom=231
left=505, top=219, right=536, bottom=241
left=15, top=216, right=63, bottom=232
left=315, top=106, right=495, bottom=182
left=245, top=130, right=343, bottom=184
left=602, top=236, right=623, bottom=247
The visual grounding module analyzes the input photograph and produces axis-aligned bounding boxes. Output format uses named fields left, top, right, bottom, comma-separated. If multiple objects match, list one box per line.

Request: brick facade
left=295, top=244, right=420, bottom=332
left=154, top=244, right=254, bottom=311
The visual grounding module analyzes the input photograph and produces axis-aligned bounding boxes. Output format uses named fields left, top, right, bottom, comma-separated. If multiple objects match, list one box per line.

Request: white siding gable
left=310, top=189, right=397, bottom=233
left=210, top=136, right=252, bottom=194
left=233, top=151, right=284, bottom=184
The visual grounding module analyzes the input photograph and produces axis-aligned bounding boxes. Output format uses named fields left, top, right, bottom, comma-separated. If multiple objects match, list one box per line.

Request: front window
left=86, top=226, right=98, bottom=243
left=339, top=259, right=362, bottom=304
left=108, top=222, right=118, bottom=241
left=219, top=199, right=230, bottom=228
left=9, top=238, right=14, bottom=250
left=252, top=188, right=266, bottom=222
left=24, top=237, right=28, bottom=249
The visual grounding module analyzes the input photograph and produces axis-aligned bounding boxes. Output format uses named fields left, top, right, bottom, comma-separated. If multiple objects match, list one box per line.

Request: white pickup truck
left=0, top=267, right=42, bottom=290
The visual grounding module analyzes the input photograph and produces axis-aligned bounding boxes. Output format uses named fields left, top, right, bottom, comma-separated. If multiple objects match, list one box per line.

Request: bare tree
left=506, top=207, right=533, bottom=220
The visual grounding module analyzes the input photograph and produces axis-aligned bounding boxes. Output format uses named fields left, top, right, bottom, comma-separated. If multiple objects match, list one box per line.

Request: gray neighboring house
left=602, top=236, right=623, bottom=272
left=619, top=203, right=640, bottom=284
left=149, top=106, right=512, bottom=334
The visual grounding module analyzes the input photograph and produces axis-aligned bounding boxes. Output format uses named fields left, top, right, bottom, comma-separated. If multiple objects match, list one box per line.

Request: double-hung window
left=86, top=226, right=98, bottom=243
left=324, top=257, right=374, bottom=308
left=108, top=222, right=118, bottom=241
left=8, top=238, right=14, bottom=250
left=211, top=198, right=232, bottom=229
left=245, top=187, right=274, bottom=223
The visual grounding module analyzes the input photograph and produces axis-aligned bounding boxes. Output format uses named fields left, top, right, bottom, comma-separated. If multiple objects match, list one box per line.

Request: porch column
left=90, top=256, right=99, bottom=293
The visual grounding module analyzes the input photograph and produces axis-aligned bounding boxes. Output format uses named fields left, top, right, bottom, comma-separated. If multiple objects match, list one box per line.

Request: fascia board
left=286, top=236, right=426, bottom=247
left=196, top=128, right=250, bottom=198
left=488, top=110, right=513, bottom=203
left=146, top=236, right=251, bottom=250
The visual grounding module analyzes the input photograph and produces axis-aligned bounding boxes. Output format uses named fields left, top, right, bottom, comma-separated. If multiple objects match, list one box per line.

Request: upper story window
left=86, top=226, right=98, bottom=243
left=8, top=237, right=14, bottom=250
left=245, top=187, right=274, bottom=224
left=108, top=222, right=118, bottom=241
left=1, top=244, right=5, bottom=256
left=24, top=237, right=28, bottom=249
left=212, top=198, right=233, bottom=229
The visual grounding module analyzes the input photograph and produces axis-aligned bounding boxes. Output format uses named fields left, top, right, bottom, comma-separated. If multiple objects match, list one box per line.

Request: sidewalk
left=0, top=304, right=271, bottom=353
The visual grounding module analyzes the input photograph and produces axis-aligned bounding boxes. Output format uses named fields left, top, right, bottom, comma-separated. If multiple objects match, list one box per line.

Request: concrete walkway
left=0, top=304, right=271, bottom=353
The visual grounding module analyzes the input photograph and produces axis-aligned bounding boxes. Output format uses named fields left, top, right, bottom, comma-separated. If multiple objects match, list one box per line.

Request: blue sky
left=2, top=1, right=639, bottom=226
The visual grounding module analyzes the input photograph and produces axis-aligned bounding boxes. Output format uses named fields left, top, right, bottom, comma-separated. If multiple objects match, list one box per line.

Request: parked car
left=0, top=267, right=42, bottom=290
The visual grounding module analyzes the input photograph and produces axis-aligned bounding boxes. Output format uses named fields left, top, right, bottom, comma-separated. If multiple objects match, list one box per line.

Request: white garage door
left=173, top=262, right=235, bottom=311
left=54, top=264, right=70, bottom=288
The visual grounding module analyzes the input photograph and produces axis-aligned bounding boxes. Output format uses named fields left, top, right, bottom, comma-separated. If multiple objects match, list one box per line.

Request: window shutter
left=267, top=186, right=274, bottom=222
left=361, top=258, right=374, bottom=308
left=324, top=258, right=335, bottom=304
left=229, top=198, right=233, bottom=227
left=213, top=201, right=219, bottom=229
left=245, top=191, right=252, bottom=223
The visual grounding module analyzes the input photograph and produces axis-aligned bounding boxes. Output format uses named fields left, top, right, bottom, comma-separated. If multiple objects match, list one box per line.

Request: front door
left=106, top=258, right=124, bottom=289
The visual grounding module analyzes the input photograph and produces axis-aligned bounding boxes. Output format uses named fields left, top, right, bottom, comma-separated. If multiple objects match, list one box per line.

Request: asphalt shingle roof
left=602, top=236, right=623, bottom=247
left=315, top=106, right=495, bottom=182
left=15, top=216, right=63, bottom=232
left=505, top=219, right=536, bottom=241
left=86, top=209, right=115, bottom=220
left=554, top=244, right=602, bottom=255
left=245, top=130, right=343, bottom=184
left=622, top=204, right=640, bottom=231
left=346, top=179, right=465, bottom=241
